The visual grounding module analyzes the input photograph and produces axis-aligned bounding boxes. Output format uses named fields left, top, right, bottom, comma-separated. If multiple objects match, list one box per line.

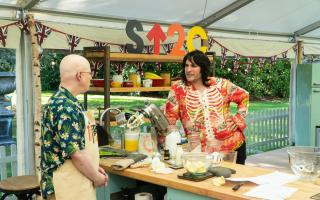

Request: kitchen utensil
left=182, top=152, right=212, bottom=175
left=287, top=146, right=320, bottom=181
left=123, top=81, right=134, bottom=87
left=142, top=79, right=153, bottom=87
left=124, top=129, right=140, bottom=152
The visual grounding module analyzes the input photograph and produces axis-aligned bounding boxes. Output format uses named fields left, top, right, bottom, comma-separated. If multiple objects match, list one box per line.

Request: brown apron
left=52, top=111, right=99, bottom=200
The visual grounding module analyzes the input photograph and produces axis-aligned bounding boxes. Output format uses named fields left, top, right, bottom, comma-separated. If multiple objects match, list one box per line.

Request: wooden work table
left=98, top=158, right=320, bottom=200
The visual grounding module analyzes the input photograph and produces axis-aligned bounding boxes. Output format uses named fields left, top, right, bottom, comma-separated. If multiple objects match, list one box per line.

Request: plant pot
left=160, top=72, right=171, bottom=86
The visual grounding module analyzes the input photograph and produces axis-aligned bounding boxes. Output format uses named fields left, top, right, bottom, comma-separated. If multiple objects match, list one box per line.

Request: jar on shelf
left=129, top=73, right=141, bottom=87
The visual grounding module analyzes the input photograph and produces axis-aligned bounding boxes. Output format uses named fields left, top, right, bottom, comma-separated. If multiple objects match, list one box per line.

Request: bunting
left=113, top=63, right=124, bottom=75
left=281, top=51, right=288, bottom=59
left=35, top=22, right=52, bottom=46
left=0, top=26, right=8, bottom=47
left=270, top=55, right=277, bottom=66
left=258, top=57, right=265, bottom=69
left=89, top=61, right=103, bottom=78
left=94, top=41, right=107, bottom=47
left=233, top=53, right=240, bottom=72
left=245, top=58, right=253, bottom=74
left=119, top=45, right=128, bottom=53
left=221, top=47, right=227, bottom=68
left=66, top=34, right=81, bottom=52
left=162, top=43, right=174, bottom=54
left=183, top=40, right=188, bottom=52
left=136, top=62, right=144, bottom=75
left=143, top=45, right=154, bottom=54
left=207, top=36, right=215, bottom=50
left=17, top=19, right=30, bottom=34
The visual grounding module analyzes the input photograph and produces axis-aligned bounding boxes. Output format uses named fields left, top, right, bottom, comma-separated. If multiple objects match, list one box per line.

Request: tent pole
left=16, top=13, right=35, bottom=175
left=27, top=14, right=42, bottom=176
left=297, top=41, right=304, bottom=64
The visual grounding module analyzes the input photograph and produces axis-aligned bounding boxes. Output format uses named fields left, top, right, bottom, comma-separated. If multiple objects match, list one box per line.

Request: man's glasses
left=80, top=71, right=92, bottom=76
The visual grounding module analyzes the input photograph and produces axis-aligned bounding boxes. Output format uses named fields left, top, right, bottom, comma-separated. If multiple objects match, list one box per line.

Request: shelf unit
left=83, top=46, right=215, bottom=110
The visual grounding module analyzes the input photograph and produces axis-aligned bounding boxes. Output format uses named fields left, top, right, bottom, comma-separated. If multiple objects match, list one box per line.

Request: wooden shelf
left=83, top=52, right=214, bottom=63
left=88, top=86, right=171, bottom=93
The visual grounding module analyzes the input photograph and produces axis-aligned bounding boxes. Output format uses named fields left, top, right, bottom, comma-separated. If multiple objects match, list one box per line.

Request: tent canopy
left=0, top=0, right=320, bottom=56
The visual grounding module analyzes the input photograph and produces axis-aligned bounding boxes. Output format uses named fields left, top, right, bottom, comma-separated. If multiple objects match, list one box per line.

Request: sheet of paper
left=226, top=171, right=299, bottom=185
left=244, top=184, right=298, bottom=200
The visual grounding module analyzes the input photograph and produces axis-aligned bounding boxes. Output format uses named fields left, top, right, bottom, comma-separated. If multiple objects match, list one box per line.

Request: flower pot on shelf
left=160, top=72, right=171, bottom=86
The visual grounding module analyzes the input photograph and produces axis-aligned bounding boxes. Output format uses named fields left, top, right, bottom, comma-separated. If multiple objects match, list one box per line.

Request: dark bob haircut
left=181, top=50, right=211, bottom=86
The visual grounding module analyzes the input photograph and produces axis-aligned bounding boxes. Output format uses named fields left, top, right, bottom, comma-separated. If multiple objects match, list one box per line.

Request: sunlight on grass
left=41, top=91, right=289, bottom=113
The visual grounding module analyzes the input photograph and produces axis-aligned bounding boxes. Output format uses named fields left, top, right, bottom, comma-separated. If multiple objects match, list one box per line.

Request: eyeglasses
left=80, top=72, right=92, bottom=76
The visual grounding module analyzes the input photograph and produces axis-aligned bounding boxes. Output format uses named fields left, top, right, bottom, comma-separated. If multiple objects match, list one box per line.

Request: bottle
left=164, top=149, right=170, bottom=161
left=175, top=143, right=184, bottom=166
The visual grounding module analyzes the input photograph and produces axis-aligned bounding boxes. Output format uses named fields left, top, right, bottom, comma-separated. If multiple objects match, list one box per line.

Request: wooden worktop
left=100, top=159, right=320, bottom=200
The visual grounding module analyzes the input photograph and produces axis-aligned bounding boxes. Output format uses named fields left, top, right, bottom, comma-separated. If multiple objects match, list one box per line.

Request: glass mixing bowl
left=182, top=152, right=212, bottom=175
left=287, top=146, right=320, bottom=181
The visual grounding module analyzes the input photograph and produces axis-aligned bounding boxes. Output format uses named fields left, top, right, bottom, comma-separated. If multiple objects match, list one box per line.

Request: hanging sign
left=125, top=20, right=208, bottom=55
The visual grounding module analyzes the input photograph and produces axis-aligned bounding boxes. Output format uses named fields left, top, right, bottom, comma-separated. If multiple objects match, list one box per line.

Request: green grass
left=41, top=91, right=289, bottom=113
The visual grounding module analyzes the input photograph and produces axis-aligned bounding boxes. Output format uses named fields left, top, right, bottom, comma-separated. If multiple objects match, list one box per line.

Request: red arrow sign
left=147, top=23, right=166, bottom=55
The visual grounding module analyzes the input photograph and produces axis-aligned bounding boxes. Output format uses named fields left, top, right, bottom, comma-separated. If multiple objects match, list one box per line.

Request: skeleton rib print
left=186, top=86, right=224, bottom=125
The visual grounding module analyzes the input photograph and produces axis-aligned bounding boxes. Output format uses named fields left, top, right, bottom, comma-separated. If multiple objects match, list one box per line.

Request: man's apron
left=52, top=111, right=99, bottom=200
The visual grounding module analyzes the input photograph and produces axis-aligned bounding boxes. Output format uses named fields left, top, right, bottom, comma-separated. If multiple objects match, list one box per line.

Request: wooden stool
left=0, top=175, right=40, bottom=200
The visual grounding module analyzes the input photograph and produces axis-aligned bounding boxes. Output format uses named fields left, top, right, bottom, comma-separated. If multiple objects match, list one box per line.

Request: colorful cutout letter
left=167, top=23, right=186, bottom=56
left=126, top=20, right=144, bottom=53
left=187, top=26, right=208, bottom=53
left=147, top=23, right=166, bottom=55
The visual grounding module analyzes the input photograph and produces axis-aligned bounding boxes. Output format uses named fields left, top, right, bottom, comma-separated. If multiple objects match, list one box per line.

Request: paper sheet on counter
left=243, top=184, right=298, bottom=200
left=226, top=171, right=299, bottom=185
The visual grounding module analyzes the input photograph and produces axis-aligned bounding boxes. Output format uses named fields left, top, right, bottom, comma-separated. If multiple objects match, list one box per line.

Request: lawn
left=41, top=91, right=289, bottom=114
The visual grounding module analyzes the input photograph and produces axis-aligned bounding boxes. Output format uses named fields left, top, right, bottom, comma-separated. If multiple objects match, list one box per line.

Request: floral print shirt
left=40, top=86, right=86, bottom=198
left=165, top=77, right=249, bottom=152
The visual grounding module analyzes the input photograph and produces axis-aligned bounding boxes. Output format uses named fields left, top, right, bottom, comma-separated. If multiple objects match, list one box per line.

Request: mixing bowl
left=182, top=152, right=212, bottom=175
left=287, top=146, right=320, bottom=181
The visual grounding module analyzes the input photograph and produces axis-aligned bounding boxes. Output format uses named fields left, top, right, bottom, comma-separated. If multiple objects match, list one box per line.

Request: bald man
left=40, top=54, right=108, bottom=200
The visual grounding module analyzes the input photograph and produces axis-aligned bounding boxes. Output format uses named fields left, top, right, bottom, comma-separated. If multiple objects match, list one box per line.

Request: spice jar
left=164, top=149, right=170, bottom=161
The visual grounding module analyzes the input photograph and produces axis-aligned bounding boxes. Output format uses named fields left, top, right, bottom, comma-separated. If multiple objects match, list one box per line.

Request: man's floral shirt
left=40, top=87, right=85, bottom=198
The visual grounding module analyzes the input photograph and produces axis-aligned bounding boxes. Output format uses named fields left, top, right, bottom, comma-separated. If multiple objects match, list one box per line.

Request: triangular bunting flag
left=270, top=56, right=277, bottom=66
left=119, top=45, right=127, bottom=53
left=282, top=51, right=288, bottom=59
left=113, top=63, right=124, bottom=74
left=162, top=43, right=174, bottom=54
left=94, top=42, right=107, bottom=47
left=221, top=47, right=227, bottom=68
left=143, top=45, right=154, bottom=54
left=66, top=34, right=81, bottom=52
left=89, top=61, right=103, bottom=78
left=233, top=53, right=240, bottom=72
left=208, top=36, right=215, bottom=50
left=35, top=22, right=52, bottom=46
left=0, top=26, right=8, bottom=47
left=245, top=58, right=252, bottom=74
left=17, top=19, right=30, bottom=34
left=183, top=40, right=188, bottom=52
left=258, top=58, right=265, bottom=69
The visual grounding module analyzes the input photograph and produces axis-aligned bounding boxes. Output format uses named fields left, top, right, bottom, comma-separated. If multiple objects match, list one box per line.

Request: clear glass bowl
left=287, top=146, right=320, bottom=181
left=182, top=152, right=212, bottom=175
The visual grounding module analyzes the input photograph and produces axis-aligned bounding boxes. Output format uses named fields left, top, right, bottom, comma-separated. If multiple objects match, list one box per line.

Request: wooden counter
left=99, top=158, right=320, bottom=200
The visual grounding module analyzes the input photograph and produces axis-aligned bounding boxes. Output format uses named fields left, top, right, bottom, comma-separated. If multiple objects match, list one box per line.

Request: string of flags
left=0, top=19, right=300, bottom=74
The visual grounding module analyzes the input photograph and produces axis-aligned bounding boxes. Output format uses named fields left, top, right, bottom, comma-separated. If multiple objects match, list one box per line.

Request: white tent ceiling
left=0, top=0, right=319, bottom=56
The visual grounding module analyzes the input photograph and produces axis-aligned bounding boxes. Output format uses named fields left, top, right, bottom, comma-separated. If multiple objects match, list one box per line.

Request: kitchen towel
left=135, top=192, right=153, bottom=200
